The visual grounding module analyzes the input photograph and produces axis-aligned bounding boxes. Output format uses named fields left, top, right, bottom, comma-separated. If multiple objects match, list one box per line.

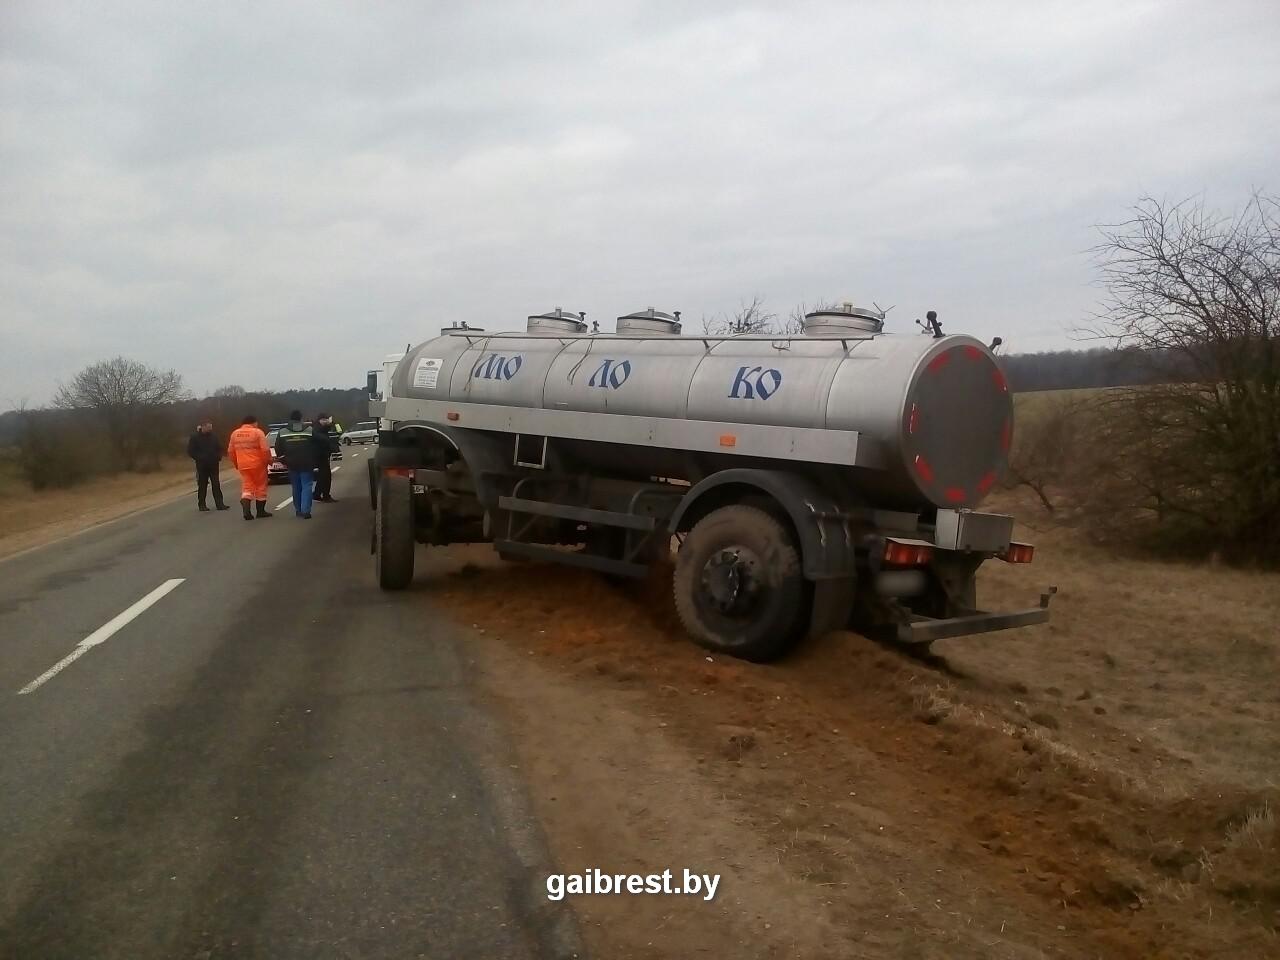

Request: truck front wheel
left=376, top=473, right=415, bottom=590
left=673, top=505, right=806, bottom=662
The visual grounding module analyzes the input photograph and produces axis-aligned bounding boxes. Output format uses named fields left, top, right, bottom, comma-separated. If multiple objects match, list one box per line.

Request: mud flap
left=808, top=576, right=856, bottom=639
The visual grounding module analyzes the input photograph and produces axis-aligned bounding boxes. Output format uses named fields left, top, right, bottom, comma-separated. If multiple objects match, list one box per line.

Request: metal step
left=493, top=540, right=649, bottom=579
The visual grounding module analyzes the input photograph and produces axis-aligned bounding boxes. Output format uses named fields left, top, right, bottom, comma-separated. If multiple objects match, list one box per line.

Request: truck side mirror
left=366, top=370, right=379, bottom=399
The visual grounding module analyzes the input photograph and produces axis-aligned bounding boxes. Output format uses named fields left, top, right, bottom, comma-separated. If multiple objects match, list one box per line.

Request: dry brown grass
left=972, top=488, right=1280, bottom=794
left=0, top=458, right=233, bottom=559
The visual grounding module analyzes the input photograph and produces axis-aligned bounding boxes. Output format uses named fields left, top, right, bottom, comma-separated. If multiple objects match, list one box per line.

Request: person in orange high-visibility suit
left=227, top=415, right=273, bottom=521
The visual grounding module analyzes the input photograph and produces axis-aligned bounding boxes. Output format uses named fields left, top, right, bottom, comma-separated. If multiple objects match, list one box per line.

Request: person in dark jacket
left=187, top=420, right=229, bottom=512
left=312, top=413, right=339, bottom=503
left=273, top=410, right=326, bottom=518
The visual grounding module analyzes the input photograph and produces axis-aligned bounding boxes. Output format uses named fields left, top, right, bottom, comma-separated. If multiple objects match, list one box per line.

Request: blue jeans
left=289, top=469, right=314, bottom=515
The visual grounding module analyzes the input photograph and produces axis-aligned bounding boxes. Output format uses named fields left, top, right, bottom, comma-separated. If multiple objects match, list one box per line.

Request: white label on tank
left=413, top=358, right=443, bottom=389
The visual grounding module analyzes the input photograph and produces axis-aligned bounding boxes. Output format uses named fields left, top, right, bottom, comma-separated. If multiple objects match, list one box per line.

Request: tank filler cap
left=802, top=301, right=884, bottom=335
left=441, top=320, right=486, bottom=335
left=527, top=307, right=588, bottom=334
left=616, top=307, right=682, bottom=335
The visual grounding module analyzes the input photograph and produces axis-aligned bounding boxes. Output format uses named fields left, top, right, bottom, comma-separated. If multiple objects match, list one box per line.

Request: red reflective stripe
left=992, top=367, right=1008, bottom=392
left=907, top=404, right=920, bottom=435
left=913, top=455, right=934, bottom=483
left=944, top=487, right=967, bottom=503
left=927, top=351, right=952, bottom=374
left=976, top=471, right=997, bottom=495
left=1000, top=419, right=1012, bottom=452
left=964, top=345, right=983, bottom=360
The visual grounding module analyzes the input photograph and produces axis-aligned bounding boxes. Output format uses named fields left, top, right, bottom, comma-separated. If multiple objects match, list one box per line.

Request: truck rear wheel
left=376, top=473, right=415, bottom=590
left=673, top=505, right=805, bottom=662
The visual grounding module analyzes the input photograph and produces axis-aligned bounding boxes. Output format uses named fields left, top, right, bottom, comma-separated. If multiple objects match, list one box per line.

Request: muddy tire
left=367, top=458, right=379, bottom=510
left=673, top=504, right=805, bottom=662
left=376, top=473, right=415, bottom=590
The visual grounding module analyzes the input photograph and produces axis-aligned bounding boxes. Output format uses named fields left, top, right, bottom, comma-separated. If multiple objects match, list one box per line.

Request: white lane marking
left=18, top=579, right=186, bottom=695
left=332, top=466, right=341, bottom=473
left=276, top=496, right=294, bottom=510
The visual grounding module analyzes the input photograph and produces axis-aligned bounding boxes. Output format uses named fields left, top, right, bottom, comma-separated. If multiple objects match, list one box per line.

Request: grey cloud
left=2, top=0, right=1279, bottom=405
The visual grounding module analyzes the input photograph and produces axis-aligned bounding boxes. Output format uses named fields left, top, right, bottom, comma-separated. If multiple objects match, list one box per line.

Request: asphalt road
left=0, top=453, right=581, bottom=960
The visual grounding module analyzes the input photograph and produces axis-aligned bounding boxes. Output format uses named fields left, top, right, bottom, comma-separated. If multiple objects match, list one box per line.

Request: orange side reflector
left=999, top=541, right=1035, bottom=564
left=719, top=434, right=737, bottom=448
left=447, top=411, right=460, bottom=421
left=384, top=467, right=413, bottom=477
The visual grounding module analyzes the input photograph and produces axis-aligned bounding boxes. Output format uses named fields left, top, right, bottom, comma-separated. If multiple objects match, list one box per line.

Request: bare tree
left=54, top=357, right=187, bottom=470
left=703, top=295, right=778, bottom=336
left=1087, top=192, right=1280, bottom=563
left=213, top=384, right=246, bottom=398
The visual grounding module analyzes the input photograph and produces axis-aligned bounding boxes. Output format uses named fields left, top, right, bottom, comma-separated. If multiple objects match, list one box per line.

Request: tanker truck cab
left=370, top=304, right=1054, bottom=662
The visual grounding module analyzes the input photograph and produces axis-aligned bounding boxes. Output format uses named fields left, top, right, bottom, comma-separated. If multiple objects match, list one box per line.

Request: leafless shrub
left=1082, top=193, right=1280, bottom=564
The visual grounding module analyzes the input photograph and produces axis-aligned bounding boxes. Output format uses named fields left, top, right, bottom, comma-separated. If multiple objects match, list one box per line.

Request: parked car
left=265, top=430, right=289, bottom=485
left=340, top=420, right=380, bottom=445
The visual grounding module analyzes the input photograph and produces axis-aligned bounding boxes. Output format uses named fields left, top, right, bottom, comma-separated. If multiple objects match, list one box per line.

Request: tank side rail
left=494, top=541, right=649, bottom=579
left=382, top=398, right=882, bottom=469
left=896, top=588, right=1056, bottom=644
left=497, top=496, right=657, bottom=531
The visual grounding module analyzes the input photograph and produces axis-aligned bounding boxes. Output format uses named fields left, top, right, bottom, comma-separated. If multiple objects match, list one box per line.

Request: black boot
left=256, top=500, right=273, bottom=518
left=215, top=502, right=230, bottom=511
left=198, top=503, right=210, bottom=512
left=242, top=500, right=254, bottom=521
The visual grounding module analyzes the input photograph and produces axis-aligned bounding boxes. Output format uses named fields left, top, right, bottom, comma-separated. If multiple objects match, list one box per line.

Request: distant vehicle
left=341, top=420, right=380, bottom=445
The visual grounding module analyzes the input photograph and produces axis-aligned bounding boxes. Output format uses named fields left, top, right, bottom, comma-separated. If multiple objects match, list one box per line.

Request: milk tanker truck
left=366, top=303, right=1054, bottom=662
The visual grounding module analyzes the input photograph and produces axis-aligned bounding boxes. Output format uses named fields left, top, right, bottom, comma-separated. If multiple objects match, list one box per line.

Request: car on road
left=340, top=420, right=380, bottom=445
left=265, top=430, right=289, bottom=485
left=266, top=422, right=343, bottom=462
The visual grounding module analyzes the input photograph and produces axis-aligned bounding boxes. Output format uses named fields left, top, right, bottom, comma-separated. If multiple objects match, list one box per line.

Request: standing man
left=312, top=413, right=340, bottom=503
left=187, top=419, right=229, bottom=512
left=274, top=410, right=322, bottom=519
left=227, top=415, right=273, bottom=521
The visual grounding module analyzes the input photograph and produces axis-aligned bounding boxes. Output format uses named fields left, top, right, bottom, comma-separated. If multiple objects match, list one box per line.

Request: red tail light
left=999, top=541, right=1035, bottom=564
left=884, top=539, right=933, bottom=566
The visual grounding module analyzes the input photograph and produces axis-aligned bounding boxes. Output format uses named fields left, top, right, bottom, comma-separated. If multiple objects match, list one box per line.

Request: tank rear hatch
left=900, top=340, right=1012, bottom=507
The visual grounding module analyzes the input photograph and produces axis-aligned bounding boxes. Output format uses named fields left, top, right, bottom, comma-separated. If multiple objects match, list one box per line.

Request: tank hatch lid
left=803, top=302, right=884, bottom=335
left=440, top=321, right=486, bottom=335
left=616, top=307, right=682, bottom=335
left=527, top=307, right=588, bottom=333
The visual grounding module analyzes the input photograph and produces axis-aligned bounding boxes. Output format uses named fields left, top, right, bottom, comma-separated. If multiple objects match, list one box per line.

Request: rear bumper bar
left=897, top=587, right=1056, bottom=644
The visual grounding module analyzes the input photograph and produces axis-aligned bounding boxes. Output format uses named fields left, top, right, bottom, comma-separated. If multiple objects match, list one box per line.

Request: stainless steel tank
left=390, top=305, right=1012, bottom=509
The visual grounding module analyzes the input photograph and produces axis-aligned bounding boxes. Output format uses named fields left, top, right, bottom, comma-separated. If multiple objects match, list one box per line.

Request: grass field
left=0, top=452, right=229, bottom=559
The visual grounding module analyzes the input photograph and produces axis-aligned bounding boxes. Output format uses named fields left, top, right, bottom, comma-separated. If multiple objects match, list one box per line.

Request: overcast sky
left=3, top=0, right=1278, bottom=406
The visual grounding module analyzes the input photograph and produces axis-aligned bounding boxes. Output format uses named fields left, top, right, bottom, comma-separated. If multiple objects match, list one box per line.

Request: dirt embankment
left=432, top=509, right=1278, bottom=959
